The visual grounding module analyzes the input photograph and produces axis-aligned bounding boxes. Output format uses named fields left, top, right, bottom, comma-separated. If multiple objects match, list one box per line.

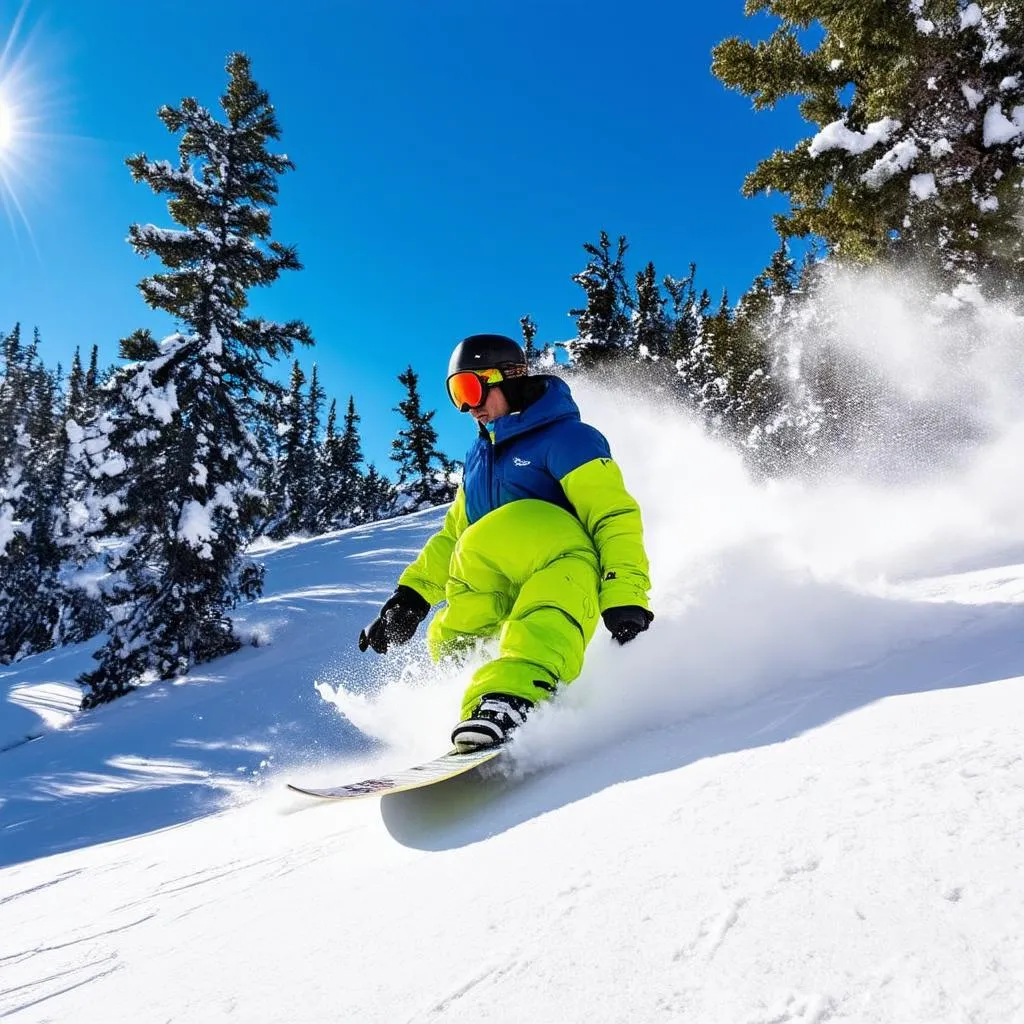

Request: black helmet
left=448, top=334, right=527, bottom=377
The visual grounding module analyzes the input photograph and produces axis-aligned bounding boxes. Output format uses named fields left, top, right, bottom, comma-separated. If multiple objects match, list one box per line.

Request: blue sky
left=0, top=0, right=807, bottom=467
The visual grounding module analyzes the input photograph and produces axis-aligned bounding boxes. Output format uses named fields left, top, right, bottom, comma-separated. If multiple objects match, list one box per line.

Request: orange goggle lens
left=446, top=368, right=504, bottom=412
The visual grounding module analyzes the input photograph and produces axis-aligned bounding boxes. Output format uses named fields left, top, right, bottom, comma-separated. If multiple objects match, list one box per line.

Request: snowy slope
left=3, top=375, right=1024, bottom=1023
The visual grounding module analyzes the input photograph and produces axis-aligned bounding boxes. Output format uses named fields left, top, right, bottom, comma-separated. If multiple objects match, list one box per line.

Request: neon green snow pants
left=425, top=499, right=602, bottom=720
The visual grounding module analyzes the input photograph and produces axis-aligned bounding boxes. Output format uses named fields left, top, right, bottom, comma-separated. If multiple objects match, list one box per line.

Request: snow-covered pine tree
left=359, top=464, right=396, bottom=523
left=663, top=265, right=708, bottom=371
left=668, top=281, right=775, bottom=448
left=568, top=232, right=634, bottom=368
left=519, top=315, right=538, bottom=367
left=50, top=350, right=108, bottom=649
left=391, top=366, right=455, bottom=511
left=76, top=53, right=312, bottom=708
left=299, top=364, right=325, bottom=533
left=695, top=292, right=736, bottom=431
left=336, top=396, right=365, bottom=521
left=0, top=327, right=27, bottom=534
left=0, top=326, right=79, bottom=662
left=317, top=398, right=343, bottom=528
left=65, top=343, right=106, bottom=431
left=727, top=247, right=799, bottom=463
left=634, top=262, right=671, bottom=362
left=267, top=360, right=308, bottom=537
left=246, top=375, right=286, bottom=537
left=0, top=325, right=37, bottom=658
left=736, top=246, right=800, bottom=328
left=66, top=348, right=86, bottom=424
left=712, top=1, right=1024, bottom=292
left=317, top=395, right=365, bottom=528
left=667, top=289, right=732, bottom=432
left=85, top=345, right=101, bottom=396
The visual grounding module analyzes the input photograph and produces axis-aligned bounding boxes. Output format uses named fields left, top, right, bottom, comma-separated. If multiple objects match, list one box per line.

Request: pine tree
left=268, top=361, right=323, bottom=535
left=690, top=292, right=735, bottom=431
left=712, top=1, right=1024, bottom=288
left=359, top=464, right=395, bottom=523
left=247, top=377, right=286, bottom=535
left=634, top=262, right=671, bottom=361
left=722, top=251, right=797, bottom=452
left=77, top=53, right=312, bottom=708
left=299, top=364, right=325, bottom=533
left=53, top=352, right=108, bottom=648
left=735, top=245, right=799, bottom=327
left=317, top=395, right=365, bottom=528
left=0, top=324, right=35, bottom=656
left=0, top=325, right=85, bottom=662
left=568, top=232, right=634, bottom=367
left=391, top=366, right=454, bottom=511
left=270, top=360, right=308, bottom=536
left=119, top=330, right=159, bottom=361
left=337, top=396, right=364, bottom=518
left=668, top=286, right=776, bottom=442
left=82, top=345, right=103, bottom=409
left=726, top=246, right=804, bottom=468
left=67, top=348, right=86, bottom=423
left=519, top=315, right=538, bottom=367
left=317, top=398, right=343, bottom=528
left=664, top=265, right=708, bottom=369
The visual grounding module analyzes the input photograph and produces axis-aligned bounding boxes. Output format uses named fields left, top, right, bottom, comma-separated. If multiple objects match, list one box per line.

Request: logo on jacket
left=513, top=457, right=531, bottom=467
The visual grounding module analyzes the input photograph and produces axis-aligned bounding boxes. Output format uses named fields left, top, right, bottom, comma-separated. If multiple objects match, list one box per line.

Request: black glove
left=358, top=585, right=430, bottom=654
left=602, top=605, right=653, bottom=645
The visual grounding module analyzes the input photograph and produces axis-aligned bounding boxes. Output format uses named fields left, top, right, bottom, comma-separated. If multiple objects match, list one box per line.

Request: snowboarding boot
left=451, top=693, right=534, bottom=753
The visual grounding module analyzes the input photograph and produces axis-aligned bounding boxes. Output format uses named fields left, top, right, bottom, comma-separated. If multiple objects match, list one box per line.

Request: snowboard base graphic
left=287, top=747, right=504, bottom=801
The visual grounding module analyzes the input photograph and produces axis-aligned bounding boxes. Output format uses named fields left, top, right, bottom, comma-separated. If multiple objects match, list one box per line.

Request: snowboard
left=286, top=746, right=504, bottom=801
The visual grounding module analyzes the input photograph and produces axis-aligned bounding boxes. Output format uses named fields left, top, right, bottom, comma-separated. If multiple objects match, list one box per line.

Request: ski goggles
left=445, top=365, right=525, bottom=412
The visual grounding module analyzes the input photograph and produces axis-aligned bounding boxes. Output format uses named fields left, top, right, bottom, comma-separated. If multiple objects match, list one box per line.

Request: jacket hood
left=488, top=375, right=578, bottom=445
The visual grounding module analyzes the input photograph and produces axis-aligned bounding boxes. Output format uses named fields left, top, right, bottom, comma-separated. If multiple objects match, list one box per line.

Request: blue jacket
left=462, top=375, right=611, bottom=525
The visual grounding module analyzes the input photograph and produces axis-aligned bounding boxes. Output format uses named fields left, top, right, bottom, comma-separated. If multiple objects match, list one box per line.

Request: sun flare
left=0, top=95, right=14, bottom=149
left=0, top=1, right=60, bottom=239
left=0, top=2, right=100, bottom=240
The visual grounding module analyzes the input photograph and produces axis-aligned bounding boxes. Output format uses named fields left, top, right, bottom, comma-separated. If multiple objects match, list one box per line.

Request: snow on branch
left=808, top=118, right=901, bottom=158
left=862, top=138, right=921, bottom=188
left=982, top=103, right=1024, bottom=146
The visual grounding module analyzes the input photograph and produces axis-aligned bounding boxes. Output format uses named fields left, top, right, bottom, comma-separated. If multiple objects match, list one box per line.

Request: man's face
left=471, top=383, right=511, bottom=425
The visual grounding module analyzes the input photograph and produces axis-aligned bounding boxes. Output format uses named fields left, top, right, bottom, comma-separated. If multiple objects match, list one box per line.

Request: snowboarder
left=359, top=333, right=653, bottom=751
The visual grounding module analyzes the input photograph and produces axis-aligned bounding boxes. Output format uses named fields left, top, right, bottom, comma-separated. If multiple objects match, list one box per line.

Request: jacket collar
left=481, top=375, right=578, bottom=446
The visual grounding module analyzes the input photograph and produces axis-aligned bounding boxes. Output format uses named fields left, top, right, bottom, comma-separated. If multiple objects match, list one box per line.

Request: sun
left=0, top=1, right=58, bottom=240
